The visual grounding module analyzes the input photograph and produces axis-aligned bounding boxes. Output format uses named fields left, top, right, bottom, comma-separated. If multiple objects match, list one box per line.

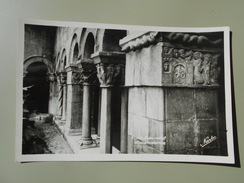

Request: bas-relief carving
left=96, top=63, right=122, bottom=86
left=162, top=46, right=221, bottom=86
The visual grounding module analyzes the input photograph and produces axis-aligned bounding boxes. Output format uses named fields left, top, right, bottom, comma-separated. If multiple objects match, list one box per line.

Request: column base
left=80, top=138, right=98, bottom=149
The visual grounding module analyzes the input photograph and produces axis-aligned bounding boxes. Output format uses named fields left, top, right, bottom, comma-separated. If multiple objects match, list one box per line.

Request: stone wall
left=123, top=31, right=227, bottom=155
left=24, top=25, right=56, bottom=61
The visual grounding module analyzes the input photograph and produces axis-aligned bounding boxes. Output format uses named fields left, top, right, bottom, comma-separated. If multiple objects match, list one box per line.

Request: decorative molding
left=120, top=32, right=159, bottom=52
left=166, top=32, right=223, bottom=47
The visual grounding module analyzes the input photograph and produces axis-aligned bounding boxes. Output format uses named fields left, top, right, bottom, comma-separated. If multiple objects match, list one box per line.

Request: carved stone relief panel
left=162, top=46, right=221, bottom=87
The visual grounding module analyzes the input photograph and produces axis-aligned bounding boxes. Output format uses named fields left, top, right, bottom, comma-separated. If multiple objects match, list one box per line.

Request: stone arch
left=79, top=28, right=96, bottom=59
left=55, top=52, right=61, bottom=72
left=101, top=29, right=126, bottom=52
left=24, top=55, right=54, bottom=74
left=83, top=32, right=95, bottom=60
left=61, top=49, right=67, bottom=71
left=69, top=33, right=79, bottom=64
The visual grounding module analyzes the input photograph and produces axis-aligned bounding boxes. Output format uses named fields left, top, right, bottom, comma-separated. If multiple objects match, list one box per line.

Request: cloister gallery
left=22, top=24, right=228, bottom=156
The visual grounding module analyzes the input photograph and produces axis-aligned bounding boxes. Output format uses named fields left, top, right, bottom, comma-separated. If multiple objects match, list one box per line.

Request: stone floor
left=30, top=113, right=120, bottom=154
left=35, top=122, right=73, bottom=154
left=54, top=120, right=120, bottom=154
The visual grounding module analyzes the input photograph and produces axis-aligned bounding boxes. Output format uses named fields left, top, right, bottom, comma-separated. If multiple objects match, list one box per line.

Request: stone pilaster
left=65, top=64, right=83, bottom=136
left=91, top=51, right=125, bottom=154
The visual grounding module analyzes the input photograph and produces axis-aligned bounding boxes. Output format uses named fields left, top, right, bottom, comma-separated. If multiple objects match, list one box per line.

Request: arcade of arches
left=23, top=25, right=228, bottom=155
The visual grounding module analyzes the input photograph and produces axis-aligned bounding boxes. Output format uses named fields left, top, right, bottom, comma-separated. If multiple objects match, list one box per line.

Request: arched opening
left=84, top=33, right=95, bottom=60
left=24, top=62, right=50, bottom=113
left=73, top=43, right=79, bottom=63
left=103, top=30, right=126, bottom=52
left=63, top=56, right=67, bottom=70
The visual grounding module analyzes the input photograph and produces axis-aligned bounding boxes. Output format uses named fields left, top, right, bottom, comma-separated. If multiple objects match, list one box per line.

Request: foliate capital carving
left=56, top=72, right=67, bottom=85
left=162, top=46, right=222, bottom=86
left=60, top=72, right=67, bottom=85
left=71, top=71, right=83, bottom=85
left=77, top=62, right=98, bottom=85
left=96, top=63, right=123, bottom=86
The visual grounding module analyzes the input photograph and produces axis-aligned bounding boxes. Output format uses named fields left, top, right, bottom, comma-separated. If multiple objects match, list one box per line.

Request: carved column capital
left=77, top=61, right=97, bottom=85
left=91, top=51, right=125, bottom=87
left=47, top=72, right=56, bottom=82
left=96, top=63, right=123, bottom=87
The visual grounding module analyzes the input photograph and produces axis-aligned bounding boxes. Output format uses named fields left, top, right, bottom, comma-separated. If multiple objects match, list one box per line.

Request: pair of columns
left=56, top=52, right=128, bottom=154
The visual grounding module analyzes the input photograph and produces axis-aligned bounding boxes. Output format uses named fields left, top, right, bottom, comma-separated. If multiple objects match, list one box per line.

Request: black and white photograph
left=16, top=19, right=234, bottom=164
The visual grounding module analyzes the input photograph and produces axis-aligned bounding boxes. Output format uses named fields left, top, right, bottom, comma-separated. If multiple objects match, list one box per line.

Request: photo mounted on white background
left=16, top=19, right=235, bottom=164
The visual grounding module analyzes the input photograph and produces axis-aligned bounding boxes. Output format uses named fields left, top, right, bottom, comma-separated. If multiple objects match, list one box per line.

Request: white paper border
left=16, top=19, right=235, bottom=164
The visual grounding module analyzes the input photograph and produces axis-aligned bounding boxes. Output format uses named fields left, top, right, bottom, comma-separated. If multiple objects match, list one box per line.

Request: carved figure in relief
left=163, top=46, right=173, bottom=61
left=201, top=54, right=211, bottom=85
left=163, top=61, right=170, bottom=72
left=192, top=52, right=204, bottom=85
left=173, top=64, right=186, bottom=84
left=210, top=55, right=221, bottom=84
left=173, top=49, right=179, bottom=58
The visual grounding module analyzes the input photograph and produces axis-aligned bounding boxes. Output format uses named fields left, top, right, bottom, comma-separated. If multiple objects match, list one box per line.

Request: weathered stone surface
left=134, top=141, right=155, bottom=154
left=133, top=115, right=149, bottom=139
left=125, top=53, right=135, bottom=86
left=140, top=44, right=162, bottom=86
left=128, top=87, right=146, bottom=116
left=133, top=50, right=142, bottom=85
left=146, top=88, right=164, bottom=121
left=148, top=119, right=165, bottom=153
left=196, top=89, right=217, bottom=119
left=166, top=88, right=195, bottom=120
left=128, top=112, right=135, bottom=136
left=128, top=112, right=149, bottom=139
left=67, top=85, right=83, bottom=102
left=166, top=121, right=195, bottom=154
left=127, top=135, right=134, bottom=154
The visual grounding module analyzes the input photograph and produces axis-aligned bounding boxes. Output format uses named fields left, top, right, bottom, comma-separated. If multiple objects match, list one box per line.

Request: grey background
left=0, top=0, right=243, bottom=182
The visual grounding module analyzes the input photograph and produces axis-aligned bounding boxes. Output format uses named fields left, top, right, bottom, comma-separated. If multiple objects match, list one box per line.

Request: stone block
left=148, top=119, right=165, bottom=153
left=134, top=139, right=155, bottom=154
left=128, top=112, right=135, bottom=136
left=127, top=134, right=134, bottom=154
left=196, top=89, right=217, bottom=119
left=166, top=88, right=195, bottom=120
left=128, top=87, right=146, bottom=116
left=140, top=44, right=162, bottom=86
left=134, top=115, right=149, bottom=140
left=125, top=53, right=135, bottom=86
left=166, top=121, right=195, bottom=154
left=146, top=88, right=164, bottom=121
left=133, top=50, right=142, bottom=85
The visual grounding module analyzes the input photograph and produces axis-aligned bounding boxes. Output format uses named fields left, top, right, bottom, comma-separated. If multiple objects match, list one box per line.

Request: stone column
left=78, top=62, right=97, bottom=147
left=65, top=64, right=83, bottom=135
left=60, top=72, right=67, bottom=123
left=120, top=87, right=128, bottom=153
left=47, top=73, right=57, bottom=114
left=56, top=72, right=63, bottom=120
left=91, top=51, right=125, bottom=154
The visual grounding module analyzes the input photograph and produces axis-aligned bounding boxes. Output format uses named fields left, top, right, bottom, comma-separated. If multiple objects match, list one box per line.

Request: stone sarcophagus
left=120, top=31, right=227, bottom=155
